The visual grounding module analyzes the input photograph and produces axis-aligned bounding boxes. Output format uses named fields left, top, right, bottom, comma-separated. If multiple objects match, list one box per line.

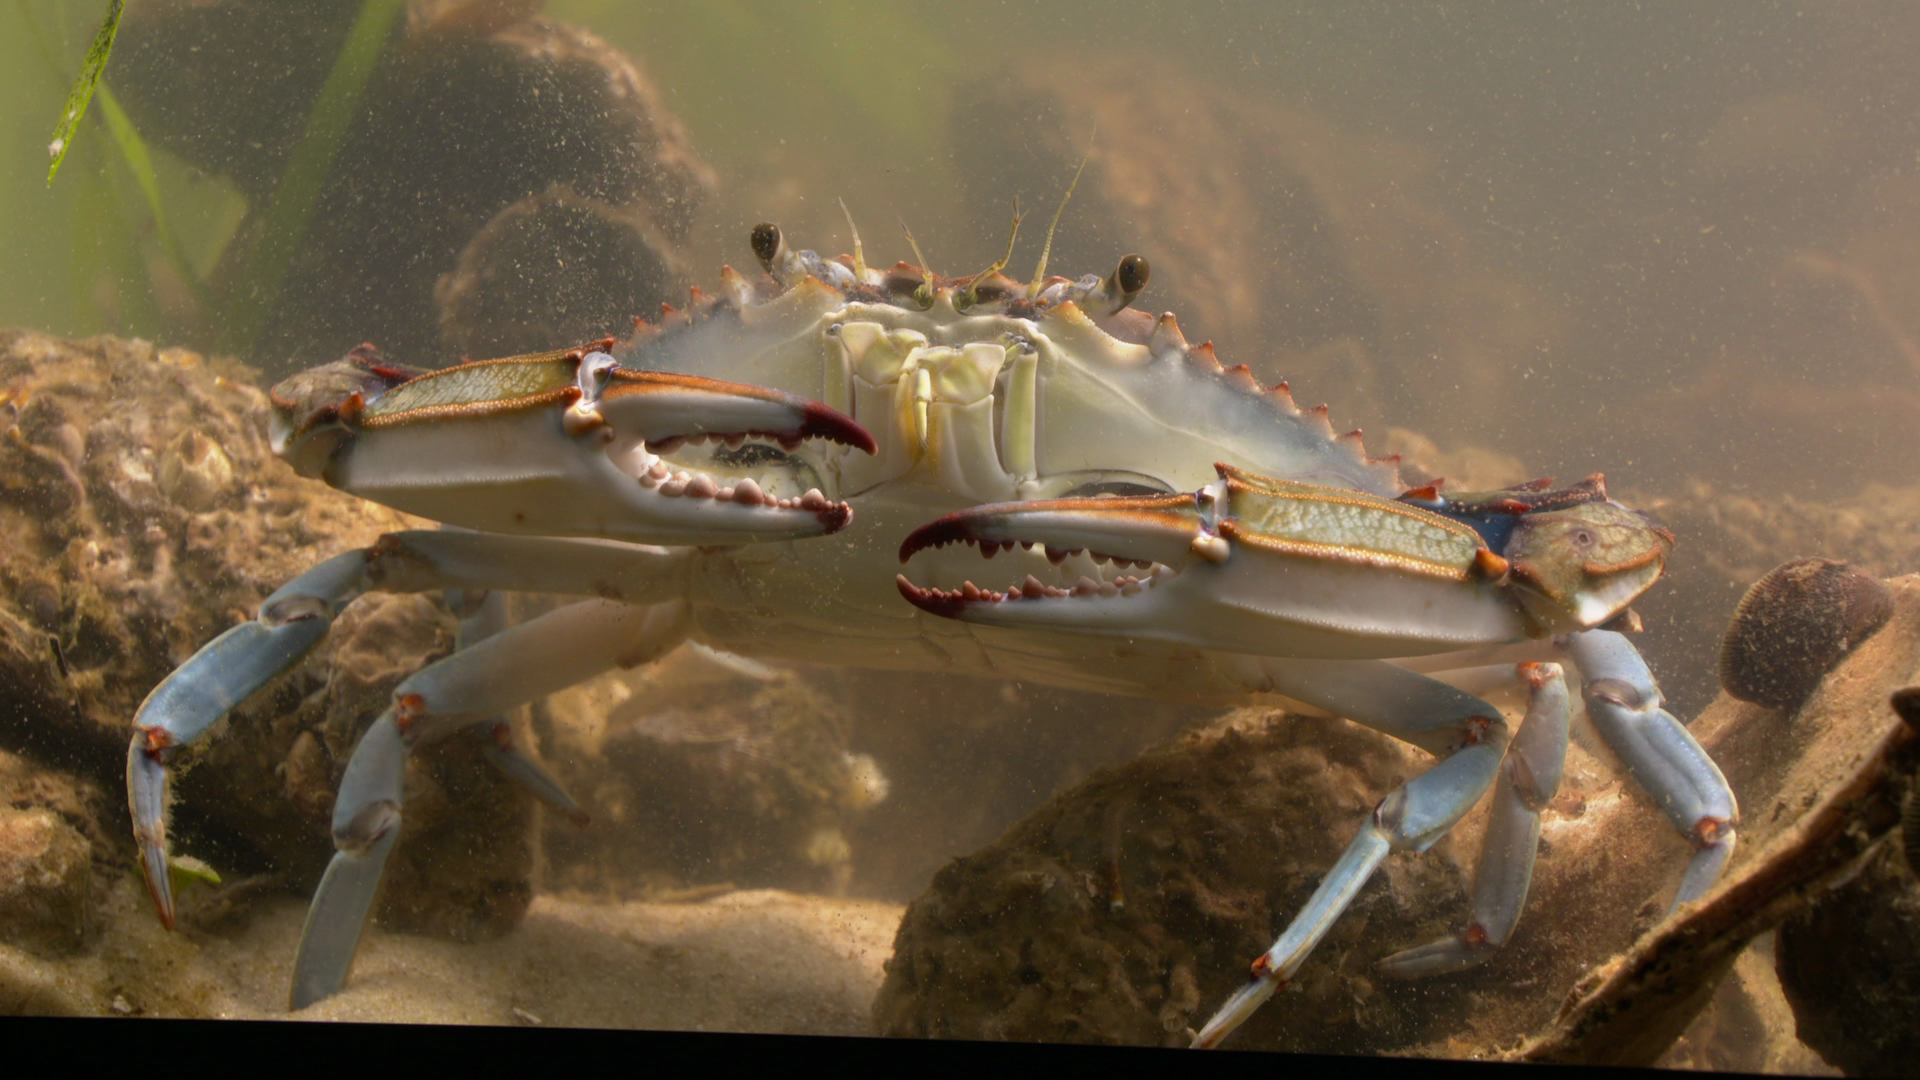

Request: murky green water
left=1, top=1, right=1915, bottom=1068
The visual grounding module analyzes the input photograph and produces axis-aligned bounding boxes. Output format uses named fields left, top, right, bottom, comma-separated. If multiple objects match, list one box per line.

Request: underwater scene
left=2, top=0, right=1919, bottom=1071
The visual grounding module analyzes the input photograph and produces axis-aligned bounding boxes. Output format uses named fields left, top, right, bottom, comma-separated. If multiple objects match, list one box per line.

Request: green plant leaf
left=93, top=82, right=208, bottom=315
left=226, top=0, right=405, bottom=355
left=45, top=0, right=125, bottom=187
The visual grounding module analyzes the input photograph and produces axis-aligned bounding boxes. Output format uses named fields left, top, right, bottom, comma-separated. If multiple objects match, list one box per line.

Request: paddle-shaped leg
left=1566, top=629, right=1737, bottom=903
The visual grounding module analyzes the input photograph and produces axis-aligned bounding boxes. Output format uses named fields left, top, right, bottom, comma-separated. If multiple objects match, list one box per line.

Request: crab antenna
left=837, top=198, right=869, bottom=282
left=899, top=217, right=936, bottom=310
left=961, top=197, right=1025, bottom=310
left=1027, top=125, right=1098, bottom=300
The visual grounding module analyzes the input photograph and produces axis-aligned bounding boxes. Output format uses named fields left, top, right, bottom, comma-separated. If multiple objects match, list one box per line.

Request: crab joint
left=334, top=800, right=401, bottom=854
left=1189, top=532, right=1230, bottom=563
left=1691, top=816, right=1735, bottom=849
left=562, top=402, right=604, bottom=436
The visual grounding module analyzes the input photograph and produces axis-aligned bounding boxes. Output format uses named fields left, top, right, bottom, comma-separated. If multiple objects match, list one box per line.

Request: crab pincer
left=270, top=340, right=874, bottom=546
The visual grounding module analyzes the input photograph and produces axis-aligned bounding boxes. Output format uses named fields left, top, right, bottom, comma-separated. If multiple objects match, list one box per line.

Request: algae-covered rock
left=111, top=0, right=714, bottom=370
left=0, top=330, right=530, bottom=942
left=874, top=709, right=1472, bottom=1052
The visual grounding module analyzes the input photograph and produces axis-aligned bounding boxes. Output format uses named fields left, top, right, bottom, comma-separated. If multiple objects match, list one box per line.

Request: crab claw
left=897, top=464, right=1672, bottom=659
left=269, top=342, right=875, bottom=547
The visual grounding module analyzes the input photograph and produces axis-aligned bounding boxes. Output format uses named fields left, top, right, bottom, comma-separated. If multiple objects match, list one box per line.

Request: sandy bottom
left=1, top=876, right=903, bottom=1034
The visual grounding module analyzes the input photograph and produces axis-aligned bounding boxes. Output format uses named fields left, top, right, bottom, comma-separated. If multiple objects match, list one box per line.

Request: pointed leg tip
left=138, top=856, right=177, bottom=931
left=1190, top=974, right=1281, bottom=1049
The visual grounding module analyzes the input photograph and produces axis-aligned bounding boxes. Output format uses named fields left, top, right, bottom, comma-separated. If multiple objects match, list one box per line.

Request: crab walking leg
left=291, top=597, right=691, bottom=1009
left=290, top=707, right=404, bottom=1010
left=127, top=535, right=690, bottom=930
left=128, top=550, right=372, bottom=929
left=1194, top=658, right=1512, bottom=1049
left=1565, top=629, right=1738, bottom=905
left=449, top=588, right=590, bottom=827
left=1377, top=663, right=1571, bottom=977
left=362, top=530, right=693, bottom=600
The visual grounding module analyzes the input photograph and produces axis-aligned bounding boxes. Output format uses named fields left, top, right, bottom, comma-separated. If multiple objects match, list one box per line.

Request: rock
left=1776, top=843, right=1920, bottom=1077
left=0, top=750, right=113, bottom=959
left=540, top=655, right=887, bottom=898
left=0, top=809, right=94, bottom=958
left=874, top=709, right=1472, bottom=1052
left=0, top=330, right=530, bottom=942
left=1718, top=557, right=1894, bottom=711
left=112, top=0, right=714, bottom=371
left=1773, top=686, right=1920, bottom=1077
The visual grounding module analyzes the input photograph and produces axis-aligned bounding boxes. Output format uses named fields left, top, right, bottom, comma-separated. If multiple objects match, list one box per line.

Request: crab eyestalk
left=897, top=465, right=1672, bottom=659
left=268, top=341, right=876, bottom=546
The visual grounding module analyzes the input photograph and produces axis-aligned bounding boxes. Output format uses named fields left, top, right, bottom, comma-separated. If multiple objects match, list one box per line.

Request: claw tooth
left=647, top=462, right=670, bottom=480
left=1099, top=581, right=1119, bottom=597
left=1020, top=574, right=1049, bottom=597
left=652, top=436, right=685, bottom=455
left=981, top=543, right=999, bottom=560
left=1074, top=577, right=1099, bottom=596
left=733, top=477, right=765, bottom=506
left=1020, top=541, right=1036, bottom=551
left=961, top=581, right=984, bottom=600
left=716, top=486, right=735, bottom=501
left=686, top=474, right=718, bottom=499
left=800, top=488, right=829, bottom=511
left=1046, top=546, right=1070, bottom=566
left=659, top=475, right=689, bottom=497
left=725, top=434, right=746, bottom=449
left=1121, top=580, right=1143, bottom=596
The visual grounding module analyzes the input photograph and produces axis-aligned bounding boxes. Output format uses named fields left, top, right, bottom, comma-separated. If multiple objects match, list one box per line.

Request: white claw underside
left=906, top=537, right=1178, bottom=603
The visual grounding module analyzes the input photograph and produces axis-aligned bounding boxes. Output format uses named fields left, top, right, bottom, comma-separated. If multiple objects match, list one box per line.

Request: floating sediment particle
left=1718, top=557, right=1894, bottom=711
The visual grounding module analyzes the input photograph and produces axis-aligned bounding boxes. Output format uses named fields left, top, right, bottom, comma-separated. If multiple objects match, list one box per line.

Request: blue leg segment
left=128, top=532, right=685, bottom=932
left=284, top=597, right=691, bottom=1008
left=1565, top=630, right=1738, bottom=907
left=1377, top=663, right=1571, bottom=977
left=1194, top=658, right=1512, bottom=1048
left=290, top=708, right=405, bottom=1010
left=128, top=551, right=370, bottom=929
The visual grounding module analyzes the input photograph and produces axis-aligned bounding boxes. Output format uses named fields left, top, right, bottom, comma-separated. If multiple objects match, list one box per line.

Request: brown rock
left=874, top=709, right=1471, bottom=1052
left=1719, top=557, right=1894, bottom=711
left=0, top=808, right=94, bottom=958
left=0, top=331, right=532, bottom=943
left=112, top=0, right=714, bottom=371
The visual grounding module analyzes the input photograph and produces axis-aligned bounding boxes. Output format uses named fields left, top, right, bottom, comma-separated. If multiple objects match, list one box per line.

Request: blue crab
left=126, top=224, right=1736, bottom=1047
